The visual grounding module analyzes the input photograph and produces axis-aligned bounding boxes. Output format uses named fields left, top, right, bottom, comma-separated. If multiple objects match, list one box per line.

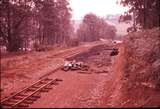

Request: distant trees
left=120, top=0, right=160, bottom=29
left=35, top=0, right=72, bottom=45
left=0, top=0, right=72, bottom=52
left=77, top=13, right=117, bottom=42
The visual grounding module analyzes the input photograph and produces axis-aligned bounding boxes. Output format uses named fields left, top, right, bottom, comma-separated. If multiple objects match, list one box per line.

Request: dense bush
left=118, top=28, right=160, bottom=106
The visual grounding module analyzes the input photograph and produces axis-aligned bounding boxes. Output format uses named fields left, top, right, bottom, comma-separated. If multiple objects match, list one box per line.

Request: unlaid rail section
left=0, top=78, right=62, bottom=108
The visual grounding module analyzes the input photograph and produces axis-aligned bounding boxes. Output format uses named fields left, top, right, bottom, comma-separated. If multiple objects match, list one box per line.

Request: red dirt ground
left=29, top=44, right=114, bottom=108
left=1, top=42, right=116, bottom=108
left=1, top=34, right=159, bottom=108
left=0, top=43, right=99, bottom=98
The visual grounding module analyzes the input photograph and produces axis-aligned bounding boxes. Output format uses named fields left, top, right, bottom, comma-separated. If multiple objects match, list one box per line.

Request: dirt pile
left=112, top=28, right=160, bottom=107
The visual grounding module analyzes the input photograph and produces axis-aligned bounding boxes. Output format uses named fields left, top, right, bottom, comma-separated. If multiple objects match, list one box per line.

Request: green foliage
left=36, top=0, right=72, bottom=45
left=77, top=13, right=117, bottom=42
left=0, top=0, right=33, bottom=51
left=0, top=0, right=73, bottom=52
left=120, top=0, right=160, bottom=29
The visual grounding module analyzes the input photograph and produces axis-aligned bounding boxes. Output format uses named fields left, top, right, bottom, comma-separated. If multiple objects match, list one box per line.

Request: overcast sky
left=69, top=0, right=128, bottom=20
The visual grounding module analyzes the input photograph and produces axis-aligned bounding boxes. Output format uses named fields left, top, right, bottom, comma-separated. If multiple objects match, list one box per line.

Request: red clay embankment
left=111, top=28, right=160, bottom=107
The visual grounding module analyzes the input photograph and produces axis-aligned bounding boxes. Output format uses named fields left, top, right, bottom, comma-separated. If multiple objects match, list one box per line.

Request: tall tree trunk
left=7, top=1, right=12, bottom=51
left=143, top=0, right=148, bottom=29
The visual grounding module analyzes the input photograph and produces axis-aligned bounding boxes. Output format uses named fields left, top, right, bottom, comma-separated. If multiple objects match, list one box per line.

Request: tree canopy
left=0, top=0, right=72, bottom=52
left=120, top=0, right=160, bottom=29
left=77, top=13, right=117, bottom=42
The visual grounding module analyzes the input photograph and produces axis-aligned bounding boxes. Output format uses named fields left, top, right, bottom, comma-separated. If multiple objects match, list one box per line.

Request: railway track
left=0, top=43, right=102, bottom=108
left=0, top=50, right=87, bottom=108
left=0, top=78, right=62, bottom=108
left=39, top=47, right=91, bottom=79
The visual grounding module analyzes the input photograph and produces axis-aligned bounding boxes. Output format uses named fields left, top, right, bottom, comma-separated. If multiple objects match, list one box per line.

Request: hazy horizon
left=69, top=0, right=128, bottom=20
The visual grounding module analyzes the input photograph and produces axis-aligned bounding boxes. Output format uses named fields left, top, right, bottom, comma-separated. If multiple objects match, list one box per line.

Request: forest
left=119, top=0, right=160, bottom=31
left=1, top=0, right=159, bottom=52
left=0, top=0, right=73, bottom=52
left=0, top=0, right=117, bottom=53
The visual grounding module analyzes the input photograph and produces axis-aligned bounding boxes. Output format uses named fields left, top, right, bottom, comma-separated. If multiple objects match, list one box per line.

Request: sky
left=69, top=0, right=128, bottom=20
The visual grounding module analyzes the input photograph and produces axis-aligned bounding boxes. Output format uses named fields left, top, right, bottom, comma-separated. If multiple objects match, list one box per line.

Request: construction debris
left=61, top=60, right=89, bottom=71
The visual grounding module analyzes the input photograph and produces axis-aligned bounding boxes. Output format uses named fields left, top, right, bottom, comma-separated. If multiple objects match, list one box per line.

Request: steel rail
left=11, top=79, right=57, bottom=108
left=1, top=78, right=49, bottom=103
